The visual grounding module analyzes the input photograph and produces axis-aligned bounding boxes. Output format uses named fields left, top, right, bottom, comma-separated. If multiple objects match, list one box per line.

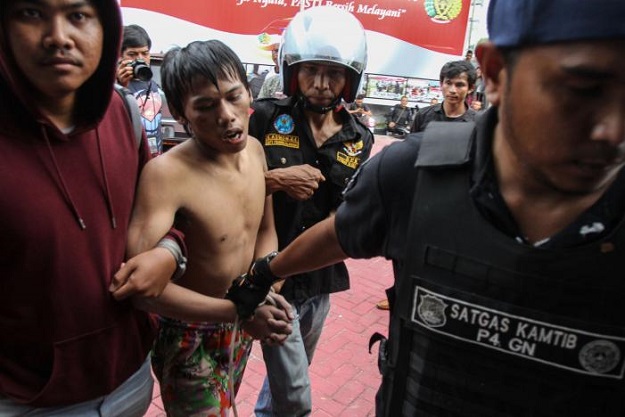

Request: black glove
left=225, top=251, right=280, bottom=320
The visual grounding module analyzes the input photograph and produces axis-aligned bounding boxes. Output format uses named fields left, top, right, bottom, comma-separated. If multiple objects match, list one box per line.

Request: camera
left=128, top=59, right=152, bottom=82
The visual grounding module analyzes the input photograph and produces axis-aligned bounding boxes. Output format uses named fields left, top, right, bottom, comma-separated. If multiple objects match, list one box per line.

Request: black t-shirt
left=386, top=104, right=413, bottom=127
left=411, top=102, right=477, bottom=133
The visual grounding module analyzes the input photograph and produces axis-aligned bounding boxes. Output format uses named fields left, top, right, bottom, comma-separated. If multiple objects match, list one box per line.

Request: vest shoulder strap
left=415, top=121, right=475, bottom=168
left=113, top=84, right=143, bottom=149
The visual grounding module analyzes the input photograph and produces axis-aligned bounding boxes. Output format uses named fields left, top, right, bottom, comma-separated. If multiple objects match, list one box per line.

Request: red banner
left=121, top=0, right=470, bottom=55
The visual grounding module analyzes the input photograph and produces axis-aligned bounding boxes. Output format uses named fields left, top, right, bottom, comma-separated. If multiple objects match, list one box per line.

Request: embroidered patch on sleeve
left=273, top=114, right=295, bottom=134
left=264, top=133, right=299, bottom=149
left=343, top=140, right=364, bottom=156
left=337, top=152, right=361, bottom=169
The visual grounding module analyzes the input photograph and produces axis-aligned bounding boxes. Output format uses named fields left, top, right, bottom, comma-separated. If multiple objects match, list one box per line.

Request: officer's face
left=482, top=40, right=625, bottom=195
left=5, top=0, right=103, bottom=102
left=297, top=62, right=346, bottom=108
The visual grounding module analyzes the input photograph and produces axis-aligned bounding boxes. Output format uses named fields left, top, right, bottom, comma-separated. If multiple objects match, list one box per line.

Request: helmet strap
left=297, top=94, right=341, bottom=114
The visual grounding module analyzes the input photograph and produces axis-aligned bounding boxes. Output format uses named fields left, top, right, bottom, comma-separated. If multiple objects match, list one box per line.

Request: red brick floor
left=146, top=135, right=399, bottom=416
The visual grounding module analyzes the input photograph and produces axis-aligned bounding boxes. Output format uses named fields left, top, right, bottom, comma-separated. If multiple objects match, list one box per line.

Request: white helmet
left=280, top=6, right=368, bottom=103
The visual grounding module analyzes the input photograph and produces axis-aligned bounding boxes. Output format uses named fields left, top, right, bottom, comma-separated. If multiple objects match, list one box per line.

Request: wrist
left=250, top=251, right=280, bottom=285
left=264, top=170, right=281, bottom=194
left=271, top=278, right=285, bottom=293
left=224, top=299, right=238, bottom=322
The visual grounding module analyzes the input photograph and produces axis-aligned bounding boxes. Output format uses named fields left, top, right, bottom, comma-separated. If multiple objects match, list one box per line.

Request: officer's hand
left=265, top=164, right=325, bottom=201
left=116, top=59, right=133, bottom=87
left=225, top=252, right=281, bottom=320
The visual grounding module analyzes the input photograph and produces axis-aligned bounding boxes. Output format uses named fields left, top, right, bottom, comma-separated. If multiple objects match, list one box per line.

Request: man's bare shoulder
left=140, top=141, right=192, bottom=180
left=246, top=134, right=262, bottom=152
left=246, top=134, right=268, bottom=166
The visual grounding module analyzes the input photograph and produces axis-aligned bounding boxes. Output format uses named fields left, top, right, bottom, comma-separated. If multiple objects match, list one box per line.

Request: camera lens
left=134, top=63, right=153, bottom=82
left=129, top=60, right=153, bottom=82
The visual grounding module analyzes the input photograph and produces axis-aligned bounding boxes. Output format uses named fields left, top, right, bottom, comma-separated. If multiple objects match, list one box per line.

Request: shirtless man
left=112, top=39, right=291, bottom=417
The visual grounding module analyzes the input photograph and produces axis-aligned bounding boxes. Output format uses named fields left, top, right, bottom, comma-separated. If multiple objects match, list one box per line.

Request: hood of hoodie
left=0, top=0, right=122, bottom=139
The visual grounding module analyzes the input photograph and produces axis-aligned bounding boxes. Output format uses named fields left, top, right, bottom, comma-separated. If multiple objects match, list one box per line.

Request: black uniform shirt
left=250, top=96, right=374, bottom=302
left=335, top=107, right=625, bottom=270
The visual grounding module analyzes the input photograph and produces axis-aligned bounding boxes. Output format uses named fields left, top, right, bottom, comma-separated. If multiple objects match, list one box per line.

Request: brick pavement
left=146, top=135, right=400, bottom=417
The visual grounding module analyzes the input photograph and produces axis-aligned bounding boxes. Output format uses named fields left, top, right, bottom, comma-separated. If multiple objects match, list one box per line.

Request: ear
left=173, top=113, right=187, bottom=126
left=182, top=121, right=194, bottom=138
left=169, top=105, right=187, bottom=125
left=171, top=113, right=193, bottom=137
left=476, top=42, right=506, bottom=107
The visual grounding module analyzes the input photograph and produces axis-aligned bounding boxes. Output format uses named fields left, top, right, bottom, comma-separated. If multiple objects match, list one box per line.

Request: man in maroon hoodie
left=0, top=1, right=184, bottom=415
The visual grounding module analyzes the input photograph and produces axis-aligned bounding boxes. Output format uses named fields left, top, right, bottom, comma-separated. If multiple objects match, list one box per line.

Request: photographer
left=117, top=24, right=164, bottom=157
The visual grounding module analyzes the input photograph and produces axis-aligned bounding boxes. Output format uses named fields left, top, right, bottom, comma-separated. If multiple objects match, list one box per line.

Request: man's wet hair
left=161, top=39, right=250, bottom=127
left=439, top=60, right=477, bottom=88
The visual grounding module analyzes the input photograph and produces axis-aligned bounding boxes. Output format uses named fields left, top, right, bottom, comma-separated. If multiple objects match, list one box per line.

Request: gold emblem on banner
left=424, top=0, right=463, bottom=24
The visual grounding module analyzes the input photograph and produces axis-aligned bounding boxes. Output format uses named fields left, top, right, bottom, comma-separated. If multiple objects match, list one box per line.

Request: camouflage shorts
left=152, top=317, right=253, bottom=417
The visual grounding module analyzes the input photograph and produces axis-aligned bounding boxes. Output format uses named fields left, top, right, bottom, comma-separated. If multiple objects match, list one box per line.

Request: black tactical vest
left=381, top=122, right=625, bottom=416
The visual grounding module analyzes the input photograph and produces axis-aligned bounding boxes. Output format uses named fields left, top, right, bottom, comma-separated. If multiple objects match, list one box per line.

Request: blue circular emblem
left=273, top=114, right=295, bottom=134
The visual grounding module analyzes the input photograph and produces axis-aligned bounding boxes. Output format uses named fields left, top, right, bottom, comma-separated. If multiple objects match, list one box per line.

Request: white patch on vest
left=579, top=340, right=621, bottom=374
left=579, top=222, right=605, bottom=236
left=417, top=294, right=448, bottom=327
left=411, top=286, right=625, bottom=379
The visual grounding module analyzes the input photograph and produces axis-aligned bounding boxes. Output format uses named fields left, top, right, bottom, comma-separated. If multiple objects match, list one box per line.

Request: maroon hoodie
left=0, top=1, right=156, bottom=406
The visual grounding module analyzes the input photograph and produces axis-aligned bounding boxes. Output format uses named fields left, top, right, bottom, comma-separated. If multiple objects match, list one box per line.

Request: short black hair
left=121, top=24, right=151, bottom=53
left=161, top=40, right=249, bottom=130
left=439, top=60, right=477, bottom=88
